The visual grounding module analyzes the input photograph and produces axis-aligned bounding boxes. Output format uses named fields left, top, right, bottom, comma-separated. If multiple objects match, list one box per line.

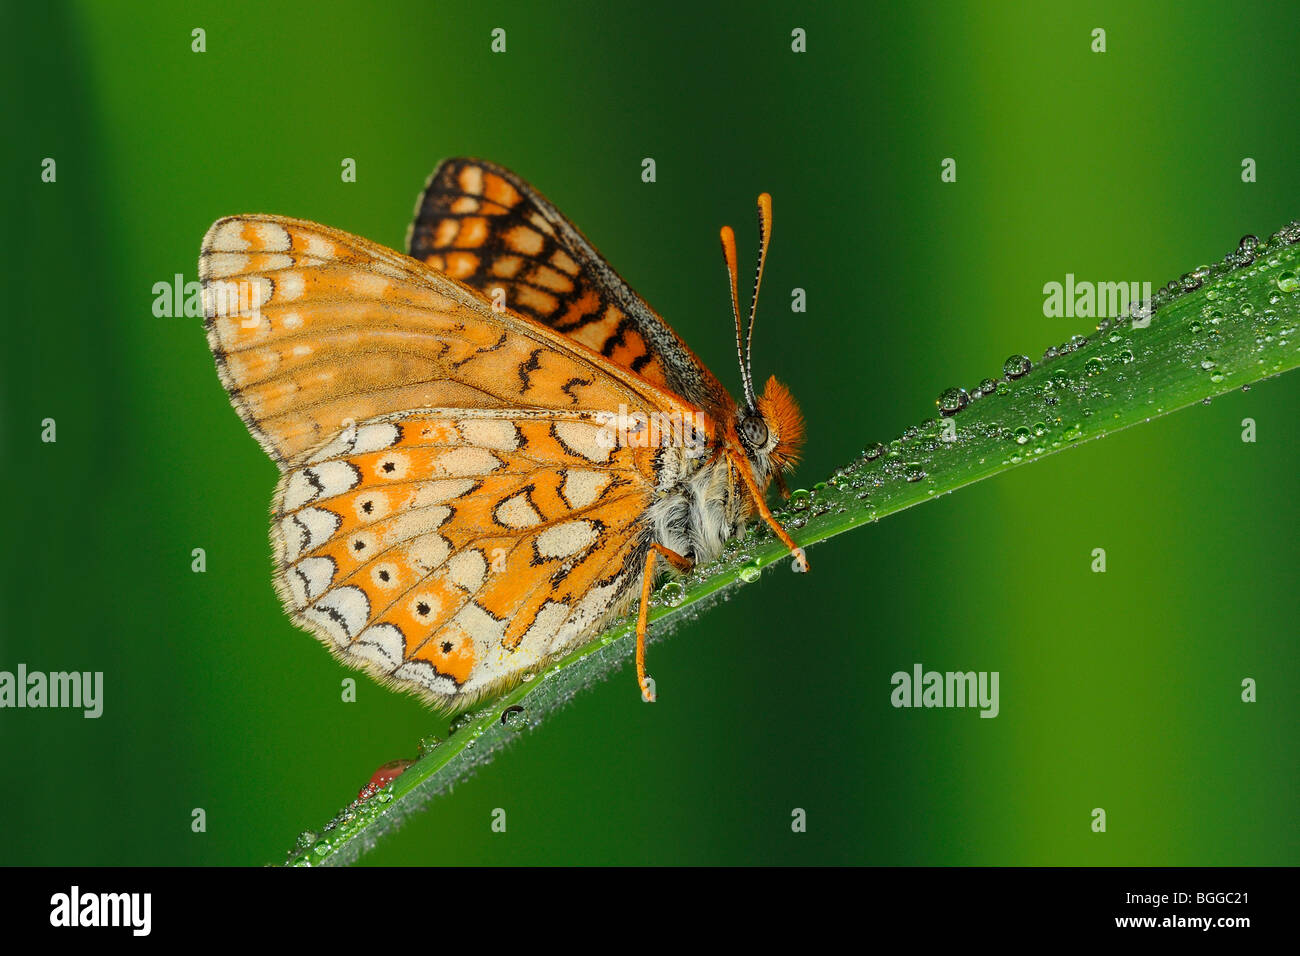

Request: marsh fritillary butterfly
left=201, top=159, right=806, bottom=708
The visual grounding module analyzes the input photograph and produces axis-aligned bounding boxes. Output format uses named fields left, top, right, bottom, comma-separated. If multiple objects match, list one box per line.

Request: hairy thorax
left=647, top=441, right=763, bottom=566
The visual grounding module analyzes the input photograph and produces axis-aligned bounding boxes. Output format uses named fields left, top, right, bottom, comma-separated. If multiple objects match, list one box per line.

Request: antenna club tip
left=720, top=226, right=738, bottom=265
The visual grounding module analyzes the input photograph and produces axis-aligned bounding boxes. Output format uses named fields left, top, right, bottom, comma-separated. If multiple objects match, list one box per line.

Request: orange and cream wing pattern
left=270, top=407, right=654, bottom=706
left=200, top=213, right=692, bottom=467
left=407, top=158, right=726, bottom=411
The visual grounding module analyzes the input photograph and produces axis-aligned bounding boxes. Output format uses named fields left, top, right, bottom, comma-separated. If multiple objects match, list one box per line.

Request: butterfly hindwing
left=272, top=408, right=658, bottom=707
left=200, top=214, right=693, bottom=465
left=407, top=158, right=726, bottom=411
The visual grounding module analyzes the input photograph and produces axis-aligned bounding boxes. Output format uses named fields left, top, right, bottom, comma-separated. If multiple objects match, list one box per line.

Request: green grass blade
left=283, top=223, right=1300, bottom=866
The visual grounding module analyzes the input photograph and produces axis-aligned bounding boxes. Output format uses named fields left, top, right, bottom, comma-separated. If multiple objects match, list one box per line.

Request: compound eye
left=739, top=415, right=769, bottom=449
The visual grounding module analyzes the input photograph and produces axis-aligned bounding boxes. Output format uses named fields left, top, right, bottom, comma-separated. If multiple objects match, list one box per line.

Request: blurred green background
left=2, top=0, right=1296, bottom=865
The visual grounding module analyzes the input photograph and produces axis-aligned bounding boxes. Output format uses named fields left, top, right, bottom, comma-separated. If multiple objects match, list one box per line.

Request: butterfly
left=200, top=158, right=807, bottom=709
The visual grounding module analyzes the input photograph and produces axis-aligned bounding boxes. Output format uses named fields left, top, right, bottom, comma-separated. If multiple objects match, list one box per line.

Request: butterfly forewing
left=408, top=158, right=728, bottom=412
left=201, top=214, right=686, bottom=465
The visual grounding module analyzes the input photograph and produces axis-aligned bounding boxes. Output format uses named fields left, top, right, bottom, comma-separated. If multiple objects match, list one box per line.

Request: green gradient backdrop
left=2, top=1, right=1296, bottom=865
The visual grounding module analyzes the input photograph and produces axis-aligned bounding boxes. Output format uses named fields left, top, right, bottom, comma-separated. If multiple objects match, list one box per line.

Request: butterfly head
left=720, top=195, right=805, bottom=482
left=747, top=374, right=805, bottom=471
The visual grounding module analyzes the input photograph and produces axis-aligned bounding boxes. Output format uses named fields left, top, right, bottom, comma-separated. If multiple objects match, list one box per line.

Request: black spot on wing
left=560, top=376, right=591, bottom=405
left=517, top=348, right=544, bottom=394
left=289, top=514, right=312, bottom=555
left=600, top=317, right=635, bottom=357
left=452, top=331, right=509, bottom=369
left=303, top=467, right=326, bottom=499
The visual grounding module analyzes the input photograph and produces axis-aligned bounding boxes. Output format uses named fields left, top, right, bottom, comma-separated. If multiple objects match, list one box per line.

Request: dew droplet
left=448, top=714, right=470, bottom=734
left=738, top=563, right=761, bottom=584
left=937, top=386, right=969, bottom=415
left=1003, top=354, right=1032, bottom=379
left=659, top=581, right=686, bottom=607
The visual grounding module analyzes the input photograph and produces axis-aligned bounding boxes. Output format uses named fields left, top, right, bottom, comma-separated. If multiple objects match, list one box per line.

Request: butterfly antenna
left=744, top=193, right=773, bottom=406
left=720, top=224, right=756, bottom=409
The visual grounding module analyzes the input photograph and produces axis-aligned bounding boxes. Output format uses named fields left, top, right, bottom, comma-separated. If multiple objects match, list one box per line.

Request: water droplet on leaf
left=937, top=386, right=969, bottom=415
left=659, top=581, right=686, bottom=607
left=1003, top=354, right=1032, bottom=379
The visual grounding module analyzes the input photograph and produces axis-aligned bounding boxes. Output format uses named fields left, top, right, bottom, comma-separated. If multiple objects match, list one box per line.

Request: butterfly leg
left=728, top=449, right=809, bottom=572
left=636, top=544, right=694, bottom=702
